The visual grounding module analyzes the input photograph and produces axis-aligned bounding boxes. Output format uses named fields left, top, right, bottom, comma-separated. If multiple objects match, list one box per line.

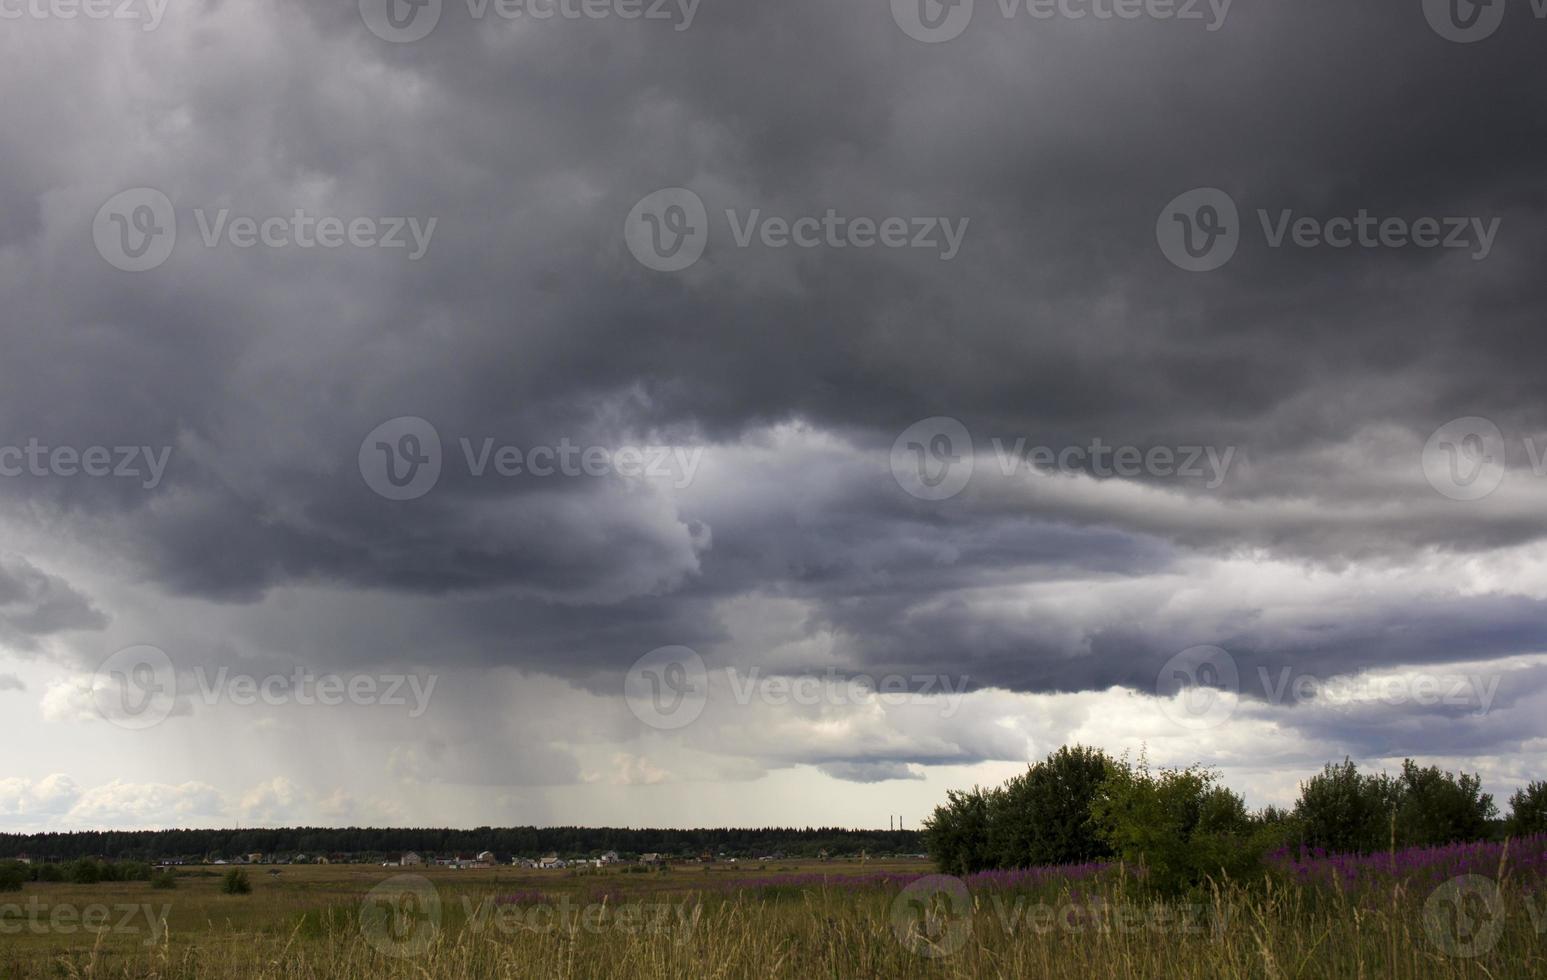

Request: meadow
left=1, top=842, right=1544, bottom=979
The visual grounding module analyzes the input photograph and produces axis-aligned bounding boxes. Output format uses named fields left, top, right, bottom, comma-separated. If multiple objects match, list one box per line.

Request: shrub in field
left=1507, top=780, right=1547, bottom=837
left=221, top=868, right=252, bottom=894
left=985, top=745, right=1113, bottom=870
left=923, top=786, right=996, bottom=875
left=0, top=861, right=26, bottom=892
left=1293, top=759, right=1400, bottom=853
left=1393, top=759, right=1495, bottom=846
left=1294, top=758, right=1496, bottom=853
left=1091, top=757, right=1274, bottom=896
left=67, top=858, right=103, bottom=885
left=150, top=870, right=178, bottom=889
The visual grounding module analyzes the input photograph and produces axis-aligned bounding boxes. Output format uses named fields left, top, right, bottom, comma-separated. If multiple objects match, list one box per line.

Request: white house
left=400, top=852, right=424, bottom=867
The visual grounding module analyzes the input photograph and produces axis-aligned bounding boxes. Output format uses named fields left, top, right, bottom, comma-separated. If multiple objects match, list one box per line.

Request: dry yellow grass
left=1, top=860, right=1541, bottom=978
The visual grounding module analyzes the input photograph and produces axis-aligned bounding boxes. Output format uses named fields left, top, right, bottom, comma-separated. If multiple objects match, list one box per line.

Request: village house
left=399, top=852, right=424, bottom=867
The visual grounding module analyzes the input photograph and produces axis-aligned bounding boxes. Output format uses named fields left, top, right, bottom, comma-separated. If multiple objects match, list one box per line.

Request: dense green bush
left=221, top=868, right=251, bottom=895
left=1293, top=758, right=1496, bottom=853
left=986, top=745, right=1113, bottom=869
left=924, top=745, right=1117, bottom=875
left=1393, top=759, right=1495, bottom=846
left=922, top=787, right=996, bottom=876
left=1090, top=757, right=1279, bottom=896
left=1507, top=781, right=1547, bottom=837
left=0, top=861, right=26, bottom=892
left=1293, top=759, right=1398, bottom=853
left=67, top=858, right=103, bottom=884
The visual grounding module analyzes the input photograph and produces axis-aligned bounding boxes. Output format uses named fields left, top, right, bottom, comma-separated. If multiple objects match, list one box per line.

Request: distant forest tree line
left=0, top=826, right=924, bottom=863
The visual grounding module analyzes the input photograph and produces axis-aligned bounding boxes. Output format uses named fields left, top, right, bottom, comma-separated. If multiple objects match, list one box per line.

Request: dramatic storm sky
left=2, top=0, right=1546, bottom=832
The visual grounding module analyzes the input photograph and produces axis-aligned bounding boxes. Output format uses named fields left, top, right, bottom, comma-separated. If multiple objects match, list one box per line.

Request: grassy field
left=1, top=857, right=1543, bottom=978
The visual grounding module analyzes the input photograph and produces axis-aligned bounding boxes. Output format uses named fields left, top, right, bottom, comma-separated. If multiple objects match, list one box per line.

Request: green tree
left=0, top=861, right=26, bottom=892
left=923, top=787, right=996, bottom=875
left=1293, top=759, right=1399, bottom=853
left=986, top=745, right=1113, bottom=868
left=1393, top=760, right=1495, bottom=847
left=1091, top=756, right=1268, bottom=896
left=67, top=858, right=103, bottom=885
left=221, top=868, right=251, bottom=895
left=1507, top=781, right=1547, bottom=837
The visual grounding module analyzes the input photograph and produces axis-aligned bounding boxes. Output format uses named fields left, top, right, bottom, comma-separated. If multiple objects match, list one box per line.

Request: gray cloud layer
left=2, top=0, right=1545, bottom=791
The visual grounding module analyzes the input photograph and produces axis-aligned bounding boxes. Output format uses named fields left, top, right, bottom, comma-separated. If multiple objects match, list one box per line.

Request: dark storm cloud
left=1, top=0, right=1546, bottom=764
left=0, top=555, right=108, bottom=651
